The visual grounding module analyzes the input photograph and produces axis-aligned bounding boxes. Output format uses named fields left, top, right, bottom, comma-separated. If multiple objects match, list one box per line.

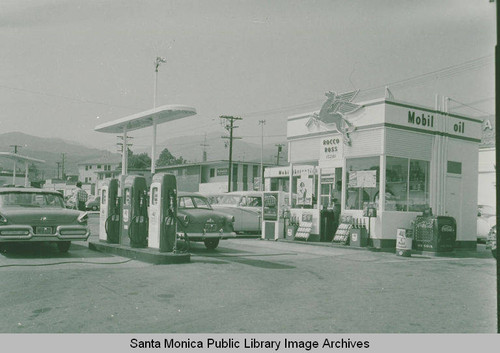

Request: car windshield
left=241, top=196, right=262, bottom=207
left=0, top=192, right=65, bottom=209
left=219, top=195, right=240, bottom=206
left=178, top=196, right=212, bottom=210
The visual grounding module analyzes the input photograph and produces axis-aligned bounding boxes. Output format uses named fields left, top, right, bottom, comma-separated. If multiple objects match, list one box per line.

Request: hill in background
left=0, top=132, right=119, bottom=179
left=0, top=131, right=288, bottom=179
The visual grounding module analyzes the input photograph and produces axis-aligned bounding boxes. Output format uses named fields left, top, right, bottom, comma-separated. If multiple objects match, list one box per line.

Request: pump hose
left=163, top=215, right=190, bottom=253
left=128, top=215, right=148, bottom=246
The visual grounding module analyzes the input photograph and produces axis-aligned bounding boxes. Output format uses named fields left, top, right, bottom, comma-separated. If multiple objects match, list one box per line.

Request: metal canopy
left=0, top=152, right=45, bottom=187
left=94, top=104, right=197, bottom=134
left=0, top=152, right=45, bottom=164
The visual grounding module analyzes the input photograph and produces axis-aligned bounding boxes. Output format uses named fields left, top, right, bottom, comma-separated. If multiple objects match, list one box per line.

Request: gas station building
left=264, top=96, right=482, bottom=250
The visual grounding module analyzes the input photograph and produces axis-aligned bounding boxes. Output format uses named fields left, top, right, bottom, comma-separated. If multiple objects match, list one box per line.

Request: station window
left=447, top=161, right=462, bottom=174
left=210, top=168, right=215, bottom=178
left=345, top=157, right=379, bottom=210
left=385, top=157, right=429, bottom=212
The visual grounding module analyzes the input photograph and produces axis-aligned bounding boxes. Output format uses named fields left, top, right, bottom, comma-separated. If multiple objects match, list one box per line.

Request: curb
left=88, top=241, right=191, bottom=265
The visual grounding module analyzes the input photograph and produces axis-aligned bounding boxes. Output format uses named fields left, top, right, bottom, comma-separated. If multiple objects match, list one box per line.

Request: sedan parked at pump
left=177, top=192, right=235, bottom=249
left=208, top=191, right=263, bottom=235
left=0, top=187, right=90, bottom=252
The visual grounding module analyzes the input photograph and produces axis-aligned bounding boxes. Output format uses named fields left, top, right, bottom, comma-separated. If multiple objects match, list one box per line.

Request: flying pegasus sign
left=306, top=90, right=362, bottom=145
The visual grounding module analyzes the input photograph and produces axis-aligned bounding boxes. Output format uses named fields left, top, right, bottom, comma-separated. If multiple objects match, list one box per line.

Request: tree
left=156, top=148, right=185, bottom=167
left=129, top=152, right=151, bottom=169
left=118, top=149, right=151, bottom=169
left=28, top=163, right=41, bottom=181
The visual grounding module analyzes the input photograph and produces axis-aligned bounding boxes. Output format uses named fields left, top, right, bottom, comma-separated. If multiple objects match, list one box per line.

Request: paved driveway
left=0, top=216, right=496, bottom=333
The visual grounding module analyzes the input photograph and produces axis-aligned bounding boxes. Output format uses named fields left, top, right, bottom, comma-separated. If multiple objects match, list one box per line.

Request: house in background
left=155, top=160, right=274, bottom=193
left=78, top=155, right=121, bottom=195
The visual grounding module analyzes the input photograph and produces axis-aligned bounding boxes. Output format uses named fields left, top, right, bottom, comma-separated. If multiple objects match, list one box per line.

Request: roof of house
left=155, top=159, right=276, bottom=171
left=78, top=155, right=122, bottom=166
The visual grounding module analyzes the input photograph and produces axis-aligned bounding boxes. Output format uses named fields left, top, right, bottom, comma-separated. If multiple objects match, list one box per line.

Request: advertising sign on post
left=349, top=170, right=376, bottom=188
left=297, top=177, right=313, bottom=205
left=357, top=170, right=377, bottom=188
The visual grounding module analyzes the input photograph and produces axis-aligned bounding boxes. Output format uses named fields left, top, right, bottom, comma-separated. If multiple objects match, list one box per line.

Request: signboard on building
left=319, top=136, right=343, bottom=165
left=264, top=165, right=315, bottom=178
left=216, top=168, right=228, bottom=176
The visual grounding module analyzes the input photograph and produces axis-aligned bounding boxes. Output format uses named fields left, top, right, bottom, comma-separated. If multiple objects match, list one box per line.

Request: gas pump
left=148, top=173, right=177, bottom=252
left=99, top=178, right=120, bottom=244
left=120, top=175, right=148, bottom=247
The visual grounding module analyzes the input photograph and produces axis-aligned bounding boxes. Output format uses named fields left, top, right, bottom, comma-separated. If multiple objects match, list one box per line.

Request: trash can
left=396, top=228, right=412, bottom=257
left=413, top=216, right=456, bottom=253
left=320, top=209, right=335, bottom=242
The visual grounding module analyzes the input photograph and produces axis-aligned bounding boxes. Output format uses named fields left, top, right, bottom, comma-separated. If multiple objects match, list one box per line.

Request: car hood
left=0, top=207, right=83, bottom=224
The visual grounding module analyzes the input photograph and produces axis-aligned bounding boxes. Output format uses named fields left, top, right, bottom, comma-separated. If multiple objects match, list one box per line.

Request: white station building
left=265, top=94, right=482, bottom=250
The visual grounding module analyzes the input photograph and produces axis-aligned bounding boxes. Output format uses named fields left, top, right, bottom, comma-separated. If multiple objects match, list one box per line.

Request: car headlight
left=0, top=214, right=7, bottom=224
left=77, top=212, right=88, bottom=224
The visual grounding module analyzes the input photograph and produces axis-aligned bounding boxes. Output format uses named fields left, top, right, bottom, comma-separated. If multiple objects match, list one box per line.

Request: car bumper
left=0, top=225, right=90, bottom=242
left=184, top=231, right=236, bottom=241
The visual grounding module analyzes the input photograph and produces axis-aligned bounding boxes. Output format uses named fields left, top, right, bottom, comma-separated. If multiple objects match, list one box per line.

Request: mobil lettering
left=408, top=111, right=434, bottom=128
left=453, top=121, right=465, bottom=134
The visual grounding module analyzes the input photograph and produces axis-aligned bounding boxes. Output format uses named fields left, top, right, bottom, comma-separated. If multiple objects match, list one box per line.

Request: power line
left=447, top=97, right=493, bottom=116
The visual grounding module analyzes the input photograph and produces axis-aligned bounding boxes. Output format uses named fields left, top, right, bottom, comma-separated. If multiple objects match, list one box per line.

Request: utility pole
left=275, top=144, right=284, bottom=165
left=61, top=153, right=66, bottom=180
left=10, top=145, right=22, bottom=154
left=200, top=133, right=209, bottom=162
left=220, top=115, right=242, bottom=192
left=259, top=120, right=266, bottom=191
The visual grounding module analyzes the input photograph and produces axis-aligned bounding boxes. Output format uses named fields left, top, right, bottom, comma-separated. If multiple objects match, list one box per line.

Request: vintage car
left=86, top=196, right=100, bottom=211
left=208, top=191, right=263, bottom=234
left=477, top=204, right=496, bottom=243
left=486, top=225, right=497, bottom=259
left=176, top=192, right=235, bottom=249
left=0, top=187, right=90, bottom=252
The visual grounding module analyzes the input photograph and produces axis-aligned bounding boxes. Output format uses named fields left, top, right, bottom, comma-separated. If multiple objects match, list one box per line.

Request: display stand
left=294, top=221, right=313, bottom=241
left=333, top=223, right=351, bottom=245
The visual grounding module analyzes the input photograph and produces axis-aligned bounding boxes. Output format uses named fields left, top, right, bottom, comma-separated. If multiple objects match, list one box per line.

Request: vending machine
left=261, top=191, right=287, bottom=240
left=148, top=173, right=177, bottom=252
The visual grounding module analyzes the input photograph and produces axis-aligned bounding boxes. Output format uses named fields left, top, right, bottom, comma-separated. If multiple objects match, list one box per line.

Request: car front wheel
left=92, top=205, right=98, bottom=211
left=57, top=241, right=71, bottom=253
left=204, top=238, right=219, bottom=250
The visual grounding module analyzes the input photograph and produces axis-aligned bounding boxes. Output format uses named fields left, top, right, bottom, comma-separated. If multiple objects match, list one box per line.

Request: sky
left=0, top=0, right=496, bottom=154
